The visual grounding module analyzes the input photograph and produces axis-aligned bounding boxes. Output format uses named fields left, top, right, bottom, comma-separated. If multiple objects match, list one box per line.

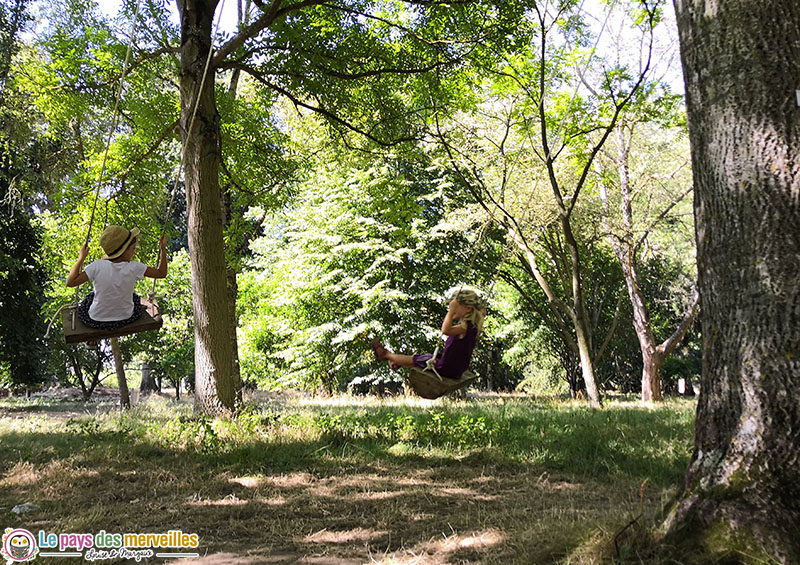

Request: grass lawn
left=0, top=391, right=696, bottom=564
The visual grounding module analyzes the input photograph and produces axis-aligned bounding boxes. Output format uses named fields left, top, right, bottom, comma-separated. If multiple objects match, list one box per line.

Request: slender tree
left=431, top=1, right=662, bottom=408
left=661, top=0, right=800, bottom=560
left=597, top=121, right=699, bottom=401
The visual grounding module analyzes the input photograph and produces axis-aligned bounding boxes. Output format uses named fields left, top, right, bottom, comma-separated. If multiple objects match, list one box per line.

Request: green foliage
left=237, top=121, right=509, bottom=392
left=7, top=0, right=697, bottom=404
left=151, top=415, right=222, bottom=454
left=0, top=205, right=49, bottom=387
left=128, top=249, right=195, bottom=393
left=0, top=0, right=54, bottom=388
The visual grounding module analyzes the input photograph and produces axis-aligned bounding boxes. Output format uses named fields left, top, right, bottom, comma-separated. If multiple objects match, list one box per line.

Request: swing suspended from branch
left=57, top=0, right=225, bottom=344
left=62, top=298, right=162, bottom=344
left=401, top=223, right=496, bottom=400
left=406, top=369, right=478, bottom=399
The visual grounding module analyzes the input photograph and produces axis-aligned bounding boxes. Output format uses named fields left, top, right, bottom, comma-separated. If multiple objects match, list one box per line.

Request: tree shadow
left=0, top=402, right=691, bottom=564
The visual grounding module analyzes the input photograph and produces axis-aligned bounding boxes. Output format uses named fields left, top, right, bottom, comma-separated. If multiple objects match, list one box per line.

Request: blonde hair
left=450, top=287, right=486, bottom=335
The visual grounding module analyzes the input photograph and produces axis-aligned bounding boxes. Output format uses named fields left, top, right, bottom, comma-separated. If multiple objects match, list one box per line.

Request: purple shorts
left=412, top=353, right=435, bottom=369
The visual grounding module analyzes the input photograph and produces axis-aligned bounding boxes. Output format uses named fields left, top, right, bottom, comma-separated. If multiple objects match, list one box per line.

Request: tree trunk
left=640, top=347, right=663, bottom=401
left=600, top=127, right=699, bottom=403
left=508, top=226, right=602, bottom=408
left=562, top=217, right=602, bottom=409
left=139, top=361, right=159, bottom=393
left=623, top=257, right=665, bottom=402
left=178, top=0, right=241, bottom=417
left=110, top=338, right=130, bottom=410
left=662, top=0, right=800, bottom=560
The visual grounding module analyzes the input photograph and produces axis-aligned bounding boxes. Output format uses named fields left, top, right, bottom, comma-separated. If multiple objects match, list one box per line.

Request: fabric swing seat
left=405, top=367, right=478, bottom=399
left=62, top=297, right=162, bottom=343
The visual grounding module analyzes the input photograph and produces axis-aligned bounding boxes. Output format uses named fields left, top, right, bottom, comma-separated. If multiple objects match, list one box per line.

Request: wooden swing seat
left=405, top=367, right=478, bottom=399
left=62, top=298, right=162, bottom=344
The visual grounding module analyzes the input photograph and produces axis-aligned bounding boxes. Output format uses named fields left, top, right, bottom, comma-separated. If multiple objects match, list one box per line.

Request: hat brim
left=103, top=227, right=141, bottom=259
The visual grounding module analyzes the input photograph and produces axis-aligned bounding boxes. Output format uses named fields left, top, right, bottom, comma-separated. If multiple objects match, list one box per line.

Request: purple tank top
left=434, top=322, right=478, bottom=379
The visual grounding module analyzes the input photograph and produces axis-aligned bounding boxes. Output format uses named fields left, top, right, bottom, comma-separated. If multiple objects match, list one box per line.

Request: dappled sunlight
left=429, top=528, right=507, bottom=552
left=257, top=495, right=288, bottom=506
left=383, top=529, right=508, bottom=564
left=409, top=512, right=435, bottom=522
left=433, top=486, right=497, bottom=501
left=2, top=459, right=102, bottom=493
left=262, top=472, right=316, bottom=488
left=301, top=527, right=388, bottom=544
left=0, top=393, right=695, bottom=563
left=187, top=494, right=249, bottom=507
left=228, top=475, right=265, bottom=488
left=351, top=490, right=404, bottom=501
left=1, top=461, right=39, bottom=487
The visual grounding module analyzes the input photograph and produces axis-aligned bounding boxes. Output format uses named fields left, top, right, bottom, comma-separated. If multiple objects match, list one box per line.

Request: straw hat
left=100, top=226, right=140, bottom=260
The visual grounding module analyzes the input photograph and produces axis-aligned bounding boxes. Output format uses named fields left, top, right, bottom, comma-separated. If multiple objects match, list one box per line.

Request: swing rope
left=45, top=0, right=146, bottom=339
left=84, top=0, right=145, bottom=247
left=151, top=0, right=228, bottom=296
left=49, top=0, right=226, bottom=339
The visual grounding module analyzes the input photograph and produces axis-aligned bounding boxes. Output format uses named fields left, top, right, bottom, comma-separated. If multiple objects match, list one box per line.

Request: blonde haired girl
left=373, top=287, right=486, bottom=380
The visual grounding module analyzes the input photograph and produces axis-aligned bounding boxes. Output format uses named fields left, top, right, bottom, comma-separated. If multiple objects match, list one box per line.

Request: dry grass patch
left=0, top=393, right=694, bottom=563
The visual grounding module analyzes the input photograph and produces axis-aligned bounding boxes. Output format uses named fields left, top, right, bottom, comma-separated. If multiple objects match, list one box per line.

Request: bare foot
left=372, top=338, right=388, bottom=361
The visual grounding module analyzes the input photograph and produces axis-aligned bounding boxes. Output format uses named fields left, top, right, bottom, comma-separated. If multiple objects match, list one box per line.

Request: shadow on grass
left=0, top=397, right=694, bottom=563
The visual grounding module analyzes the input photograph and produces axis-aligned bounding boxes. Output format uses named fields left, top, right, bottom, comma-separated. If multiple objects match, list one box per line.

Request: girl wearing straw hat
left=66, top=226, right=168, bottom=330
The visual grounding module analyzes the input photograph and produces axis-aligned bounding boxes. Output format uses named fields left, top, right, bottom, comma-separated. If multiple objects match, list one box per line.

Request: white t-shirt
left=84, top=260, right=148, bottom=321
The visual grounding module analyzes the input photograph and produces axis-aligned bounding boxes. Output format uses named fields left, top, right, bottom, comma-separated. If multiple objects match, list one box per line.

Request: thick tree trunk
left=662, top=0, right=800, bottom=561
left=178, top=0, right=242, bottom=417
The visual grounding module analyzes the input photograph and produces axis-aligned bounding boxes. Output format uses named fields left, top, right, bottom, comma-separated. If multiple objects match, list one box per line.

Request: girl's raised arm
left=66, top=245, right=90, bottom=287
left=144, top=236, right=168, bottom=279
left=441, top=297, right=469, bottom=337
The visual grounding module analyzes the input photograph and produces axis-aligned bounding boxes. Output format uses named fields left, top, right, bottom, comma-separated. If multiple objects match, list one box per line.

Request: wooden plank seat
left=62, top=298, right=162, bottom=344
left=405, top=367, right=478, bottom=399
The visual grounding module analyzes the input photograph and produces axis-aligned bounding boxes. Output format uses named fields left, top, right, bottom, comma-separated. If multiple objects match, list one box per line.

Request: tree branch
left=111, top=119, right=180, bottom=185
left=593, top=292, right=623, bottom=365
left=657, top=286, right=700, bottom=359
left=634, top=184, right=693, bottom=254
left=213, top=0, right=328, bottom=66
left=233, top=63, right=415, bottom=146
left=567, top=7, right=658, bottom=217
left=499, top=269, right=579, bottom=356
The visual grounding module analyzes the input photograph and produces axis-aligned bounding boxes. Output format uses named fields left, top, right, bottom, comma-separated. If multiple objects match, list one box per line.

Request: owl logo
left=1, top=528, right=38, bottom=562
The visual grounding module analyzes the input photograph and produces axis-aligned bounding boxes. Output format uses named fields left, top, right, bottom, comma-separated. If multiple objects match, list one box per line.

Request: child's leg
left=384, top=352, right=415, bottom=368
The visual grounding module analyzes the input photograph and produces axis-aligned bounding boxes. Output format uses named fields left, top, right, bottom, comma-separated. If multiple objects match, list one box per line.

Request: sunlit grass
left=0, top=391, right=697, bottom=563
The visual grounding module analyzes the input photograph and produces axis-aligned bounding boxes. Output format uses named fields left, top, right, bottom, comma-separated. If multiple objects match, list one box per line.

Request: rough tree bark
left=178, top=0, right=242, bottom=416
left=661, top=0, right=800, bottom=560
